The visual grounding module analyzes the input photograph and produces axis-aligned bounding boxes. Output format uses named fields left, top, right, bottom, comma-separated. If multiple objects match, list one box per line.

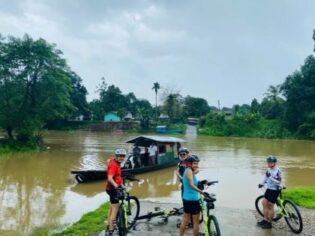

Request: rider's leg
left=108, top=203, right=119, bottom=230
left=267, top=201, right=275, bottom=222
left=106, top=207, right=112, bottom=225
left=179, top=213, right=190, bottom=236
left=262, top=198, right=268, bottom=220
left=191, top=213, right=200, bottom=236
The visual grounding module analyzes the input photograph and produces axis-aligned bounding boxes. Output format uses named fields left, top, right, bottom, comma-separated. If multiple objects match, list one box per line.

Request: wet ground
left=98, top=201, right=315, bottom=236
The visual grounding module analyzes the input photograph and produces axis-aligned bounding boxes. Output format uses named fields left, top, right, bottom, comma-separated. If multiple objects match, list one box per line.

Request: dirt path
left=98, top=201, right=314, bottom=236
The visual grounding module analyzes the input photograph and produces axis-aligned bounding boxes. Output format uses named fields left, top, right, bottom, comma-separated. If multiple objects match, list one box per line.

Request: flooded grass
left=55, top=202, right=109, bottom=236
left=283, top=187, right=315, bottom=209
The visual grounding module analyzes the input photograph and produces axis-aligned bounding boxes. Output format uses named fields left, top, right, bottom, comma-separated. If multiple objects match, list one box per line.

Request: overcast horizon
left=0, top=0, right=314, bottom=107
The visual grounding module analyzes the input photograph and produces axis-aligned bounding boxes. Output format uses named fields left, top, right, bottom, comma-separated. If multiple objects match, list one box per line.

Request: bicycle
left=255, top=186, right=303, bottom=234
left=198, top=180, right=221, bottom=236
left=115, top=174, right=140, bottom=236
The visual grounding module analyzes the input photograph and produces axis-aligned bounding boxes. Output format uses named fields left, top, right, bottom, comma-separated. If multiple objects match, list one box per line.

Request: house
left=159, top=114, right=170, bottom=120
left=104, top=112, right=121, bottom=122
left=124, top=112, right=133, bottom=121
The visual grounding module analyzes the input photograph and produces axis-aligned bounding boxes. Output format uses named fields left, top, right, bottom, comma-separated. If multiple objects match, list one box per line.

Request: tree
left=0, top=34, right=74, bottom=142
left=250, top=98, right=260, bottom=114
left=281, top=55, right=315, bottom=131
left=260, top=85, right=284, bottom=119
left=183, top=96, right=210, bottom=118
left=161, top=93, right=183, bottom=122
left=69, top=72, right=90, bottom=119
left=134, top=99, right=154, bottom=129
left=152, top=82, right=160, bottom=121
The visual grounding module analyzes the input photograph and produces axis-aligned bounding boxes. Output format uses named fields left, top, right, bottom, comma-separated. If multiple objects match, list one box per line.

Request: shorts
left=264, top=189, right=280, bottom=204
left=106, top=189, right=119, bottom=204
left=183, top=200, right=201, bottom=215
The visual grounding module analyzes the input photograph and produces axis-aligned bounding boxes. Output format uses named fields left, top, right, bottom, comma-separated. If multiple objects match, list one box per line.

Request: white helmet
left=115, top=148, right=127, bottom=156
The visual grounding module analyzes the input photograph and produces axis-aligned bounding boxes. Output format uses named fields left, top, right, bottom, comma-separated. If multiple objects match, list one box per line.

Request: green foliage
left=89, top=78, right=154, bottom=129
left=282, top=56, right=315, bottom=133
left=161, top=93, right=183, bottom=122
left=283, top=187, right=315, bottom=209
left=69, top=72, right=90, bottom=119
left=0, top=34, right=74, bottom=143
left=183, top=96, right=210, bottom=118
left=260, top=85, right=284, bottom=119
left=199, top=112, right=290, bottom=139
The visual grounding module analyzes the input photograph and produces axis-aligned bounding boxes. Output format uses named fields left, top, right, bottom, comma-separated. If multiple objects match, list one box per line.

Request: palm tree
left=152, top=82, right=160, bottom=121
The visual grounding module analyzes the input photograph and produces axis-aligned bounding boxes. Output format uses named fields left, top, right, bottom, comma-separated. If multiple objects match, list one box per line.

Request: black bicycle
left=115, top=174, right=140, bottom=236
left=255, top=186, right=303, bottom=234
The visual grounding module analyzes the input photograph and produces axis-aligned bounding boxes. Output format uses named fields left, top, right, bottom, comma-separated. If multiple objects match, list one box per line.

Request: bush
left=198, top=112, right=291, bottom=139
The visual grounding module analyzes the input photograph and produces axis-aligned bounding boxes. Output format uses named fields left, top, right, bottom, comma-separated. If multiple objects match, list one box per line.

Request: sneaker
left=105, top=229, right=114, bottom=236
left=261, top=221, right=272, bottom=229
left=257, top=219, right=268, bottom=226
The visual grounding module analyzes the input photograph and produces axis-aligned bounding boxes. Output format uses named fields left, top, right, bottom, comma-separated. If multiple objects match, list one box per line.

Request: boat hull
left=71, top=159, right=178, bottom=183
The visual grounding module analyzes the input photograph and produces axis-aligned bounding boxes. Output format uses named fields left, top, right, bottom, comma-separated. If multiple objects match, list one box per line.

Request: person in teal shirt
left=179, top=155, right=204, bottom=236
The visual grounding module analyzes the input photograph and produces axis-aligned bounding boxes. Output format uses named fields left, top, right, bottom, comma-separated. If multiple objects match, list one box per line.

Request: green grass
left=283, top=187, right=315, bottom=209
left=34, top=203, right=110, bottom=236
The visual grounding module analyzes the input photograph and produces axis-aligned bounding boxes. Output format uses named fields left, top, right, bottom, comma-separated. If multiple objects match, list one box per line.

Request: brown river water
left=1, top=128, right=315, bottom=235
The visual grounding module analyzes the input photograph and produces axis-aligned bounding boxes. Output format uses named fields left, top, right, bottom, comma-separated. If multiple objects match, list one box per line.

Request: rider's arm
left=270, top=170, right=282, bottom=185
left=176, top=169, right=182, bottom=180
left=107, top=164, right=119, bottom=188
left=260, top=171, right=268, bottom=185
left=107, top=175, right=118, bottom=188
left=186, top=169, right=203, bottom=194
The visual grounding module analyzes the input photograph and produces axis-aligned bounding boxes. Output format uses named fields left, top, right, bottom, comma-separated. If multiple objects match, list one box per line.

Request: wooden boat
left=71, top=135, right=185, bottom=183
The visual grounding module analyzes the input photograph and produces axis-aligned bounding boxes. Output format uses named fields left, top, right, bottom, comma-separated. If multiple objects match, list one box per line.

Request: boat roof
left=126, top=135, right=185, bottom=146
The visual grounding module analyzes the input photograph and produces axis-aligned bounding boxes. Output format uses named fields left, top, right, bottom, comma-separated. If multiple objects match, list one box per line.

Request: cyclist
left=179, top=155, right=204, bottom=236
left=257, top=156, right=282, bottom=229
left=105, top=148, right=127, bottom=236
left=176, top=147, right=189, bottom=182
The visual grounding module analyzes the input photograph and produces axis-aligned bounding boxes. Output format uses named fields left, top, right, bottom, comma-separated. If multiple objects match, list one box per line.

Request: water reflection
left=0, top=152, right=68, bottom=235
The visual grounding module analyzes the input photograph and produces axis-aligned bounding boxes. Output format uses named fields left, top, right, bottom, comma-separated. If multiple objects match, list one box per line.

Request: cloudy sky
left=0, top=0, right=314, bottom=107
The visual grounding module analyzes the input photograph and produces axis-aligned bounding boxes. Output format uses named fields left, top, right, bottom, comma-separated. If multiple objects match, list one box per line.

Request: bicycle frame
left=200, top=195, right=210, bottom=236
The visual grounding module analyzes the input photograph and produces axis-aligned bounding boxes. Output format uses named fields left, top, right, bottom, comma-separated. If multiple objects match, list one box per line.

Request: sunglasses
left=179, top=153, right=187, bottom=156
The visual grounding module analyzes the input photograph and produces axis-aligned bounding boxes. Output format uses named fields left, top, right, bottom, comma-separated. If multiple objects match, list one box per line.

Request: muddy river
left=0, top=129, right=315, bottom=235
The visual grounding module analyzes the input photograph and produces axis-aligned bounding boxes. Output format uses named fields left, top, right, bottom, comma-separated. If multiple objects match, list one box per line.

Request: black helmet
left=266, top=156, right=277, bottom=163
left=178, top=147, right=189, bottom=154
left=187, top=155, right=200, bottom=163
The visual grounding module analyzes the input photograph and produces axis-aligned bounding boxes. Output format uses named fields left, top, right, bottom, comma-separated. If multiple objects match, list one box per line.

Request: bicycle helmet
left=178, top=147, right=189, bottom=154
left=115, top=148, right=127, bottom=156
left=187, top=154, right=200, bottom=163
left=266, top=156, right=277, bottom=163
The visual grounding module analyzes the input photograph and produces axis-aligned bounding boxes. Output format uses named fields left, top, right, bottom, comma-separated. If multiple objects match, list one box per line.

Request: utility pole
left=217, top=100, right=221, bottom=111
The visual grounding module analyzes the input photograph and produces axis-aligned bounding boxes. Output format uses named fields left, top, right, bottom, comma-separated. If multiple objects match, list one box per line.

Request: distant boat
left=187, top=117, right=199, bottom=125
left=71, top=135, right=185, bottom=183
left=155, top=125, right=184, bottom=134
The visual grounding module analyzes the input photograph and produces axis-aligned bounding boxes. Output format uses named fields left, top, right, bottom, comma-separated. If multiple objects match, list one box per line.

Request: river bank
left=39, top=186, right=315, bottom=236
left=98, top=201, right=314, bottom=236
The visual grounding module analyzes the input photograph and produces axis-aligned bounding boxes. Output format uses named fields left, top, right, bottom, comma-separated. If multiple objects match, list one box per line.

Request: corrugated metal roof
left=126, top=135, right=185, bottom=144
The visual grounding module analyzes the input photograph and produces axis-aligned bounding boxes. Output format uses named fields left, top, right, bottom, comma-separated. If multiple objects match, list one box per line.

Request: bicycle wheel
left=207, top=215, right=221, bottom=236
left=283, top=199, right=303, bottom=234
left=117, top=207, right=128, bottom=236
left=255, top=195, right=282, bottom=221
left=127, top=196, right=140, bottom=229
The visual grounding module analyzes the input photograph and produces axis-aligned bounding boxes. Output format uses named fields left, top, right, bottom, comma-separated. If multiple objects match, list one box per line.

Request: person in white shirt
left=257, top=156, right=282, bottom=229
left=148, top=142, right=158, bottom=165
